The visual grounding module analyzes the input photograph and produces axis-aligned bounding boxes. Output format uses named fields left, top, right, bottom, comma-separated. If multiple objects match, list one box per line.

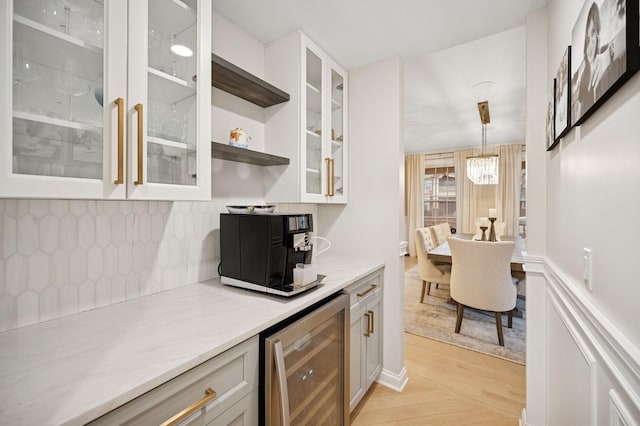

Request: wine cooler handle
left=273, top=340, right=291, bottom=426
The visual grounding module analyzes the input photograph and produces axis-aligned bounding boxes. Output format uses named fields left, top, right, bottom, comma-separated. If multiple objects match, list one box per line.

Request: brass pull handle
left=357, top=284, right=377, bottom=298
left=114, top=98, right=124, bottom=184
left=368, top=309, right=375, bottom=334
left=159, top=387, right=217, bottom=426
left=364, top=312, right=371, bottom=337
left=134, top=103, right=143, bottom=185
left=324, top=157, right=331, bottom=196
left=330, top=158, right=335, bottom=196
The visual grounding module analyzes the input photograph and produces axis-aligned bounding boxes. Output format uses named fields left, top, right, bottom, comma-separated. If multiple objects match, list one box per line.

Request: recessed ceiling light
left=171, top=44, right=193, bottom=57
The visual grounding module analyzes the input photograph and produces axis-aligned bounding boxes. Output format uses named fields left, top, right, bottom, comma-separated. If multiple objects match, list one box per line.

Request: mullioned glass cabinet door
left=1, top=0, right=127, bottom=199
left=126, top=0, right=210, bottom=200
left=0, top=0, right=211, bottom=200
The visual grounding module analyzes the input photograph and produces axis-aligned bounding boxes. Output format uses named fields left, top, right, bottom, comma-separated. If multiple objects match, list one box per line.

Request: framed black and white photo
left=570, top=0, right=640, bottom=126
left=546, top=79, right=558, bottom=151
left=555, top=47, right=571, bottom=140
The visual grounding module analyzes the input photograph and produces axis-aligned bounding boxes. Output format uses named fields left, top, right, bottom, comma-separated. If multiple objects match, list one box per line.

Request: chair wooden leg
left=420, top=281, right=427, bottom=303
left=508, top=309, right=513, bottom=328
left=455, top=303, right=464, bottom=334
left=426, top=281, right=432, bottom=296
left=435, top=283, right=439, bottom=289
left=495, top=312, right=504, bottom=346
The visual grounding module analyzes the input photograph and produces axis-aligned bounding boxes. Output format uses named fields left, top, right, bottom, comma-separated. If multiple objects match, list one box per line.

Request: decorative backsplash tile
left=0, top=199, right=225, bottom=332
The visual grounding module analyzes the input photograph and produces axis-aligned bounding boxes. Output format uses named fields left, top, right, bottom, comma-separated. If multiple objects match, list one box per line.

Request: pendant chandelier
left=466, top=101, right=498, bottom=185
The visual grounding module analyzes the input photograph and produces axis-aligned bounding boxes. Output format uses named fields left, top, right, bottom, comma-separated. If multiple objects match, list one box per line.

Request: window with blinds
left=424, top=166, right=456, bottom=229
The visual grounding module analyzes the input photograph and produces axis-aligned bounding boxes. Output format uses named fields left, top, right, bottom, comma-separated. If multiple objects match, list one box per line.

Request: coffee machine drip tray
left=221, top=275, right=326, bottom=297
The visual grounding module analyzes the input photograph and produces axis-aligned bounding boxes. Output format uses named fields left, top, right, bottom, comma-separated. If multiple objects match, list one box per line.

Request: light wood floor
left=350, top=256, right=525, bottom=425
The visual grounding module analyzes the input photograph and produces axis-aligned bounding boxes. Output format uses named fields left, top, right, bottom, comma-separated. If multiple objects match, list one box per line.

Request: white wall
left=211, top=12, right=267, bottom=152
left=318, top=56, right=407, bottom=391
left=210, top=12, right=272, bottom=207
left=546, top=0, right=640, bottom=342
left=524, top=9, right=548, bottom=426
left=525, top=1, right=640, bottom=424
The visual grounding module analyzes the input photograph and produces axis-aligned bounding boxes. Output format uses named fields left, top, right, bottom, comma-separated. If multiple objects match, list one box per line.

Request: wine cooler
left=261, top=293, right=349, bottom=425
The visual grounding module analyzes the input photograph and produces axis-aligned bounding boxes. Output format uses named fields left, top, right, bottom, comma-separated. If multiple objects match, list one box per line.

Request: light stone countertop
left=0, top=253, right=384, bottom=426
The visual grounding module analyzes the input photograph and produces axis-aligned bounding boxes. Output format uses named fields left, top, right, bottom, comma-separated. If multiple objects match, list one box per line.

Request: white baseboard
left=519, top=407, right=527, bottom=426
left=376, top=366, right=408, bottom=392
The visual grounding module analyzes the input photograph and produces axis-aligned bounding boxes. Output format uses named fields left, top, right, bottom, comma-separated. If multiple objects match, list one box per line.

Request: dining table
left=427, top=233, right=526, bottom=279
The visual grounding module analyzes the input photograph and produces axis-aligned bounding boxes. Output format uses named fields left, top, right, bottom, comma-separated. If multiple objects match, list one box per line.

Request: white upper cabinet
left=264, top=32, right=348, bottom=204
left=0, top=0, right=211, bottom=200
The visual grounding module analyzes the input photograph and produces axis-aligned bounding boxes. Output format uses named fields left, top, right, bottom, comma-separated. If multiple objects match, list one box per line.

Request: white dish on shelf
left=225, top=205, right=276, bottom=214
left=226, top=205, right=254, bottom=214
left=253, top=205, right=276, bottom=214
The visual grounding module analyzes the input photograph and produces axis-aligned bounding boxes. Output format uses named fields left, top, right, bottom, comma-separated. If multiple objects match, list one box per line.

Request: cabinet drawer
left=90, top=336, right=258, bottom=425
left=206, top=389, right=258, bottom=426
left=344, top=269, right=383, bottom=309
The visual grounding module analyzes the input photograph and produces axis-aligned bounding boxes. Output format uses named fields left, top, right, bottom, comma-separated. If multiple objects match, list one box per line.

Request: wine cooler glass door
left=264, top=294, right=349, bottom=425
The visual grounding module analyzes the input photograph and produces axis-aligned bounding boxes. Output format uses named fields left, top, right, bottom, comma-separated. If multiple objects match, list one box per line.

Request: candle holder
left=488, top=217, right=497, bottom=242
left=480, top=226, right=488, bottom=241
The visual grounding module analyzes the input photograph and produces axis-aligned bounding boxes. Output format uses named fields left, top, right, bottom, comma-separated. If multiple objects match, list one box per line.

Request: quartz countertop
left=0, top=253, right=384, bottom=425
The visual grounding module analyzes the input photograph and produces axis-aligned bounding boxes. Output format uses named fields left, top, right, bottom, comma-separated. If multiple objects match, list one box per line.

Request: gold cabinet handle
left=325, top=158, right=335, bottom=196
left=324, top=157, right=331, bottom=196
left=368, top=309, right=375, bottom=334
left=357, top=284, right=377, bottom=298
left=114, top=98, right=124, bottom=184
left=364, top=312, right=371, bottom=337
left=134, top=103, right=143, bottom=185
left=330, top=158, right=335, bottom=196
left=160, top=388, right=217, bottom=426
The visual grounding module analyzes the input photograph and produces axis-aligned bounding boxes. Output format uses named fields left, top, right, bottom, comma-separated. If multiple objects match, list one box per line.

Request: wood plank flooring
left=350, top=256, right=525, bottom=425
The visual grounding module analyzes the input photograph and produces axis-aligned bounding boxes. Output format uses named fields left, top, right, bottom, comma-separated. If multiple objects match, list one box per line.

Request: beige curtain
left=405, top=154, right=424, bottom=257
left=454, top=148, right=480, bottom=234
left=498, top=144, right=522, bottom=236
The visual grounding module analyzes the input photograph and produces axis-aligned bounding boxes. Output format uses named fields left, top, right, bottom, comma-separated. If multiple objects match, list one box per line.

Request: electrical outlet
left=583, top=248, right=593, bottom=291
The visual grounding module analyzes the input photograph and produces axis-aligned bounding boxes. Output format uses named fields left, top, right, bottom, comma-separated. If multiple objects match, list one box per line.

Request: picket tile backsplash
left=0, top=199, right=223, bottom=332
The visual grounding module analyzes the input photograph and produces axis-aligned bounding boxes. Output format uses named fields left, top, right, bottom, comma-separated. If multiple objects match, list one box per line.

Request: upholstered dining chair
left=414, top=228, right=451, bottom=302
left=439, top=222, right=452, bottom=239
left=429, top=224, right=447, bottom=246
left=448, top=238, right=516, bottom=346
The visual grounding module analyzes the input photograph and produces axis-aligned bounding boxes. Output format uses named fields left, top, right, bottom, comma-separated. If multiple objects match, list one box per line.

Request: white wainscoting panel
left=529, top=258, right=640, bottom=425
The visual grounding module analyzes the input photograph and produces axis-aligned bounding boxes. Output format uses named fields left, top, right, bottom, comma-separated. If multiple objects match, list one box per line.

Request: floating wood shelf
left=211, top=142, right=289, bottom=166
left=211, top=53, right=290, bottom=107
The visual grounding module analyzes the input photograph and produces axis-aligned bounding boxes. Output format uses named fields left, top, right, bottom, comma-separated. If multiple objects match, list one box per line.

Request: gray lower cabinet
left=89, top=336, right=258, bottom=425
left=205, top=389, right=258, bottom=426
left=345, top=268, right=383, bottom=412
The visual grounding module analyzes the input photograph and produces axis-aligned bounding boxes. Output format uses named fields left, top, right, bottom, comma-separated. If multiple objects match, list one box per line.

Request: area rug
left=404, top=265, right=526, bottom=364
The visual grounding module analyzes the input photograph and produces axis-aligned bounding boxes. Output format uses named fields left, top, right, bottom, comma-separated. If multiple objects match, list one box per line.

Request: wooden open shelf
left=211, top=53, right=290, bottom=107
left=211, top=142, right=289, bottom=166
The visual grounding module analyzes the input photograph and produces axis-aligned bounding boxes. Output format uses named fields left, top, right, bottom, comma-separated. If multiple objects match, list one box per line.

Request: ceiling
left=211, top=0, right=547, bottom=153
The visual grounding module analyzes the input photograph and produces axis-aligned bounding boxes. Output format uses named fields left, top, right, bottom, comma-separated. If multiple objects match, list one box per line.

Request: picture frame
left=570, top=0, right=640, bottom=126
left=554, top=47, right=571, bottom=140
left=546, top=79, right=558, bottom=151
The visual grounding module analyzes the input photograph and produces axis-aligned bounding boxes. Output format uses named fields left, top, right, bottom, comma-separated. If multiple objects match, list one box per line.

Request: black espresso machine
left=219, top=213, right=321, bottom=296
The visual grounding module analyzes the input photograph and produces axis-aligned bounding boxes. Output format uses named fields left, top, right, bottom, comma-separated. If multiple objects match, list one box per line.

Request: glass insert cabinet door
left=328, top=61, right=347, bottom=202
left=304, top=46, right=323, bottom=199
left=0, top=0, right=211, bottom=200
left=301, top=41, right=348, bottom=204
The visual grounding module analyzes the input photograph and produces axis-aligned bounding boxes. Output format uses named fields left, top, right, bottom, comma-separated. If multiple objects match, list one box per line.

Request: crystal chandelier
left=466, top=101, right=498, bottom=185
